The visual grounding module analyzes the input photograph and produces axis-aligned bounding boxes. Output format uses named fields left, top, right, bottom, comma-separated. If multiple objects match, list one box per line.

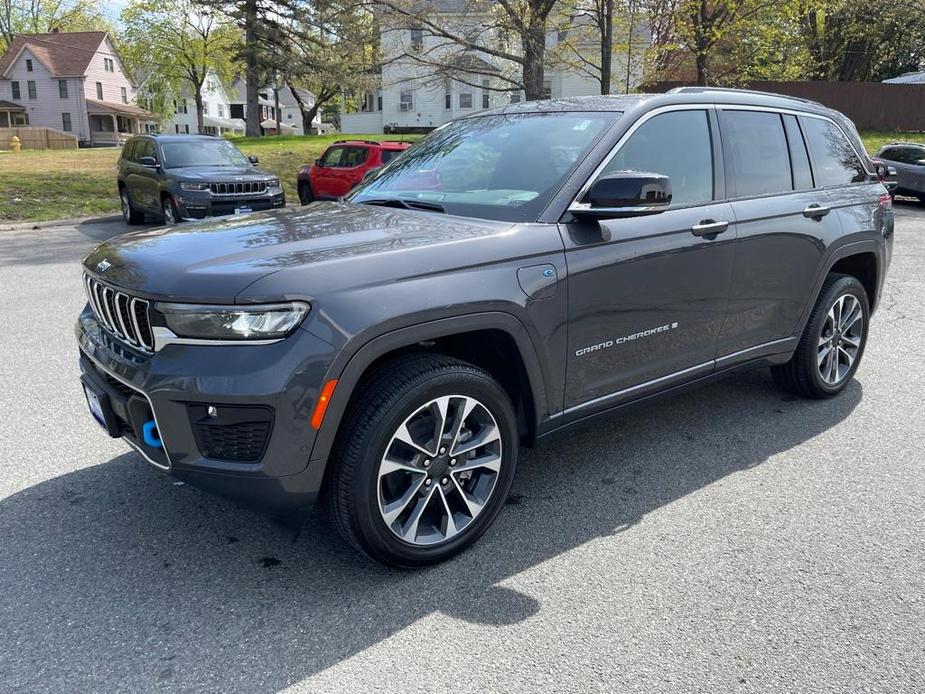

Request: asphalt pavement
left=0, top=204, right=923, bottom=693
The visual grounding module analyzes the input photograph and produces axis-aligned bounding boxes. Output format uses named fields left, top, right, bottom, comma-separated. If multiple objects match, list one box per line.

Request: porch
left=86, top=98, right=153, bottom=147
left=0, top=100, right=27, bottom=128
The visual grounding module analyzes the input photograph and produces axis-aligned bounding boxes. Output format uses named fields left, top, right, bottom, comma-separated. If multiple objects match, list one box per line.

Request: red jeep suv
left=297, top=139, right=412, bottom=203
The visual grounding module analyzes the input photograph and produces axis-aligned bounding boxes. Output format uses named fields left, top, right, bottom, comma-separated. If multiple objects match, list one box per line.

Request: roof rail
left=667, top=86, right=823, bottom=107
left=334, top=139, right=380, bottom=145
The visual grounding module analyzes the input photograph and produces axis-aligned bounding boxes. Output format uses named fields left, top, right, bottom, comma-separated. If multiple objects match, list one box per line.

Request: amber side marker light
left=311, top=379, right=338, bottom=430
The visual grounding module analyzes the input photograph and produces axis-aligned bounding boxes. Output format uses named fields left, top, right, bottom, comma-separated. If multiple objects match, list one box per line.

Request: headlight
left=180, top=182, right=210, bottom=191
left=155, top=301, right=310, bottom=340
left=267, top=178, right=281, bottom=189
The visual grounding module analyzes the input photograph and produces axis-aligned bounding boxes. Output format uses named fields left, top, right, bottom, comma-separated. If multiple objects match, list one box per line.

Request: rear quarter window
left=799, top=116, right=866, bottom=187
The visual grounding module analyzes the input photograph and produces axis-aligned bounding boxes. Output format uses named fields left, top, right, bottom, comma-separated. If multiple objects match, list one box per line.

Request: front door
left=561, top=107, right=736, bottom=419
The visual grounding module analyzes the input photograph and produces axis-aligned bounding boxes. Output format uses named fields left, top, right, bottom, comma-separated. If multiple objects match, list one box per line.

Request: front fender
left=307, top=311, right=552, bottom=465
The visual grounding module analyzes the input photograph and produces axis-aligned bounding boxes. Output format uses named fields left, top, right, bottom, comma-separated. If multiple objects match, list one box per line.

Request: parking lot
left=0, top=204, right=923, bottom=692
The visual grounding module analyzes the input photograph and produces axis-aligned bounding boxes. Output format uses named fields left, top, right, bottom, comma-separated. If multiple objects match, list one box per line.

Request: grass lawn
left=0, top=133, right=420, bottom=224
left=0, top=130, right=922, bottom=224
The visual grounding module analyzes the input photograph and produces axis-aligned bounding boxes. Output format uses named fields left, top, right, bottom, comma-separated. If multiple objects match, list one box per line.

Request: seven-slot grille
left=84, top=274, right=154, bottom=352
left=209, top=181, right=268, bottom=196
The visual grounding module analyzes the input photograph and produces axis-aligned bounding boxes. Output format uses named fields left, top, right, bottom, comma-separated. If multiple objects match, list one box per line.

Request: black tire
left=161, top=195, right=180, bottom=225
left=298, top=181, right=314, bottom=205
left=771, top=274, right=870, bottom=399
left=120, top=187, right=144, bottom=225
left=324, top=353, right=519, bottom=568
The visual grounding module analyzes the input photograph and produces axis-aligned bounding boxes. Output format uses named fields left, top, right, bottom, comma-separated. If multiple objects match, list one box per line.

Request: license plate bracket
left=81, top=376, right=121, bottom=437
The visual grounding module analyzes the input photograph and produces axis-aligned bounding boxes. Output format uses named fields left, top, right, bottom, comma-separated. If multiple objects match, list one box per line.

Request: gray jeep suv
left=117, top=134, right=285, bottom=224
left=79, top=88, right=893, bottom=567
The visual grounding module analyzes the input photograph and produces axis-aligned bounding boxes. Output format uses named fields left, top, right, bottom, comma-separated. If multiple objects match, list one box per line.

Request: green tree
left=121, top=0, right=240, bottom=133
left=0, top=0, right=108, bottom=50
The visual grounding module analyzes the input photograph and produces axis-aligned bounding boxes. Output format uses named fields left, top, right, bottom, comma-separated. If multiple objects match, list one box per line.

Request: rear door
left=561, top=107, right=737, bottom=418
left=312, top=146, right=345, bottom=198
left=331, top=146, right=370, bottom=196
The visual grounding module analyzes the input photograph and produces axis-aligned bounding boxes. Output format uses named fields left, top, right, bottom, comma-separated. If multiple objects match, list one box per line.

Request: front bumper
left=176, top=190, right=286, bottom=220
left=76, top=307, right=337, bottom=517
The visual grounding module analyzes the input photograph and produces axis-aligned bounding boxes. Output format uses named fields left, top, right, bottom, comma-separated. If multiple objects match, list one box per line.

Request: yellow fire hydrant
left=9, top=135, right=21, bottom=152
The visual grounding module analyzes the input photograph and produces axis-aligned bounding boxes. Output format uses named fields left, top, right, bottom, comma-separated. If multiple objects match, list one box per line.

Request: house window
left=103, top=58, right=114, bottom=72
left=444, top=80, right=451, bottom=109
left=203, top=102, right=209, bottom=115
left=175, top=124, right=180, bottom=133
left=11, top=81, right=20, bottom=99
left=399, top=82, right=413, bottom=111
left=27, top=80, right=36, bottom=99
left=510, top=92, right=521, bottom=103
left=287, top=112, right=292, bottom=119
left=121, top=87, right=127, bottom=103
left=62, top=113, right=71, bottom=131
left=59, top=80, right=68, bottom=98
left=377, top=91, right=383, bottom=111
left=218, top=104, right=224, bottom=117
left=459, top=91, right=472, bottom=109
left=96, top=82, right=103, bottom=100
left=410, top=27, right=423, bottom=52
left=184, top=124, right=189, bottom=134
left=482, top=78, right=490, bottom=109
left=542, top=80, right=552, bottom=100
left=11, top=112, right=28, bottom=125
left=26, top=59, right=32, bottom=71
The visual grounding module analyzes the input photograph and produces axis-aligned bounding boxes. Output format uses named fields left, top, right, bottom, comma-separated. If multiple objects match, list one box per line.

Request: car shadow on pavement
left=0, top=370, right=861, bottom=692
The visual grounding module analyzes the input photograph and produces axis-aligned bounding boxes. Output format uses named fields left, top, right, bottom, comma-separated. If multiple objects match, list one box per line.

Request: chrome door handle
left=803, top=204, right=830, bottom=219
left=691, top=219, right=729, bottom=237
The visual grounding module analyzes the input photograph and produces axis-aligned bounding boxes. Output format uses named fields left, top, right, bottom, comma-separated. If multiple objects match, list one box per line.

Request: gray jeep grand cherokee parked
left=78, top=88, right=893, bottom=567
left=117, top=134, right=285, bottom=225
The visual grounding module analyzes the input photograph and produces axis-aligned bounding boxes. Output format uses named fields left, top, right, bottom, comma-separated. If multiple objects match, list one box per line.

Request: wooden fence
left=644, top=81, right=925, bottom=132
left=0, top=127, right=78, bottom=150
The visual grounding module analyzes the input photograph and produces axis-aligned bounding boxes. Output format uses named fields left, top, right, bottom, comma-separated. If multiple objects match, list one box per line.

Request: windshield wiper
left=359, top=197, right=445, bottom=214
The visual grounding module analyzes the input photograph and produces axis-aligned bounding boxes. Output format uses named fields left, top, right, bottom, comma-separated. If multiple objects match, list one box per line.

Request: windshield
left=349, top=111, right=617, bottom=222
left=160, top=139, right=251, bottom=169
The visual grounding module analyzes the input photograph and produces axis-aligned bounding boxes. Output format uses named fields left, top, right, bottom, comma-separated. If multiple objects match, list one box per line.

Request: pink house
left=0, top=30, right=152, bottom=146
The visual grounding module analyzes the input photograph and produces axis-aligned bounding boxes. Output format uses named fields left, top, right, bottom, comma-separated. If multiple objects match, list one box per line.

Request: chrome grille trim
left=209, top=181, right=268, bottom=196
left=84, top=274, right=153, bottom=353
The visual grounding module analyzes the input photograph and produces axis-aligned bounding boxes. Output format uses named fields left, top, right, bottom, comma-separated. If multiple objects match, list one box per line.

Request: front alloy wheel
left=325, top=354, right=518, bottom=567
left=162, top=196, right=179, bottom=225
left=378, top=395, right=502, bottom=546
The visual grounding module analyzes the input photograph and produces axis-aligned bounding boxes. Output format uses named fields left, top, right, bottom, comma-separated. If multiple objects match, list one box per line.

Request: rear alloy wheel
left=771, top=274, right=869, bottom=398
left=325, top=354, right=518, bottom=567
left=161, top=195, right=180, bottom=225
left=120, top=188, right=144, bottom=225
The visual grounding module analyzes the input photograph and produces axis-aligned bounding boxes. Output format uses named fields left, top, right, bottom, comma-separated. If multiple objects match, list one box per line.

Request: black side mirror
left=138, top=156, right=158, bottom=168
left=248, top=155, right=259, bottom=165
left=571, top=171, right=672, bottom=219
left=874, top=162, right=898, bottom=183
left=315, top=158, right=323, bottom=167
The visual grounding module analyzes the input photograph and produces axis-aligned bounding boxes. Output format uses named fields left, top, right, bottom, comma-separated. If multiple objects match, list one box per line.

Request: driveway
left=1, top=204, right=923, bottom=692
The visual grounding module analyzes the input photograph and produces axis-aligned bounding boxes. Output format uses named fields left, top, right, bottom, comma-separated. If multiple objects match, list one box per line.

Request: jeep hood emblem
left=96, top=259, right=112, bottom=273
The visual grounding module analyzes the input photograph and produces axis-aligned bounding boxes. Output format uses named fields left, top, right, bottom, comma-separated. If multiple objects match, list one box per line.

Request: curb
left=0, top=213, right=123, bottom=232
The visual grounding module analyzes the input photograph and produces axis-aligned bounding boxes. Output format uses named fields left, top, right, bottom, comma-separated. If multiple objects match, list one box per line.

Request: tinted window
left=122, top=139, right=136, bottom=162
left=351, top=111, right=615, bottom=222
left=783, top=115, right=813, bottom=190
left=321, top=147, right=344, bottom=167
left=902, top=147, right=925, bottom=165
left=380, top=149, right=403, bottom=164
left=800, top=116, right=865, bottom=187
left=722, top=110, right=792, bottom=197
left=341, top=147, right=368, bottom=167
left=878, top=147, right=902, bottom=162
left=160, top=139, right=249, bottom=168
left=601, top=110, right=713, bottom=206
left=135, top=140, right=155, bottom=161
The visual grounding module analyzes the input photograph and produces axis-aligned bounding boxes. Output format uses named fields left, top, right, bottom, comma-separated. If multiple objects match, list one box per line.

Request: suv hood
left=168, top=166, right=274, bottom=181
left=82, top=202, right=510, bottom=301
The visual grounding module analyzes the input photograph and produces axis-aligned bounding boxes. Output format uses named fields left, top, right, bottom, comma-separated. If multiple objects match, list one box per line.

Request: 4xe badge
left=96, top=259, right=112, bottom=273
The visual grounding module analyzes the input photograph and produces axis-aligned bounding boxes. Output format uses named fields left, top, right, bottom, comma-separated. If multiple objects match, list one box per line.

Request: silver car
left=875, top=142, right=925, bottom=202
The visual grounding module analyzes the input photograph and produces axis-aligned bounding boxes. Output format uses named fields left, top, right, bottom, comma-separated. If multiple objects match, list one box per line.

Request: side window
left=905, top=147, right=925, bottom=165
left=342, top=147, right=368, bottom=167
left=878, top=147, right=901, bottom=163
left=783, top=115, right=813, bottom=190
left=321, top=147, right=344, bottom=167
left=799, top=116, right=866, bottom=187
left=722, top=110, right=792, bottom=197
left=121, top=140, right=136, bottom=162
left=600, top=110, right=713, bottom=206
left=136, top=140, right=155, bottom=161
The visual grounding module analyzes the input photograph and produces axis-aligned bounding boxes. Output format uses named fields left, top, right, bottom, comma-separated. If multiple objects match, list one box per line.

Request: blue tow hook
left=142, top=420, right=163, bottom=449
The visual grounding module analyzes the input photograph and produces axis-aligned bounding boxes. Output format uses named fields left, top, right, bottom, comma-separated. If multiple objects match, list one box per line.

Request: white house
left=340, top=1, right=648, bottom=134
left=883, top=71, right=925, bottom=84
left=228, top=78, right=322, bottom=135
left=156, top=70, right=245, bottom=136
left=0, top=29, right=151, bottom=145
